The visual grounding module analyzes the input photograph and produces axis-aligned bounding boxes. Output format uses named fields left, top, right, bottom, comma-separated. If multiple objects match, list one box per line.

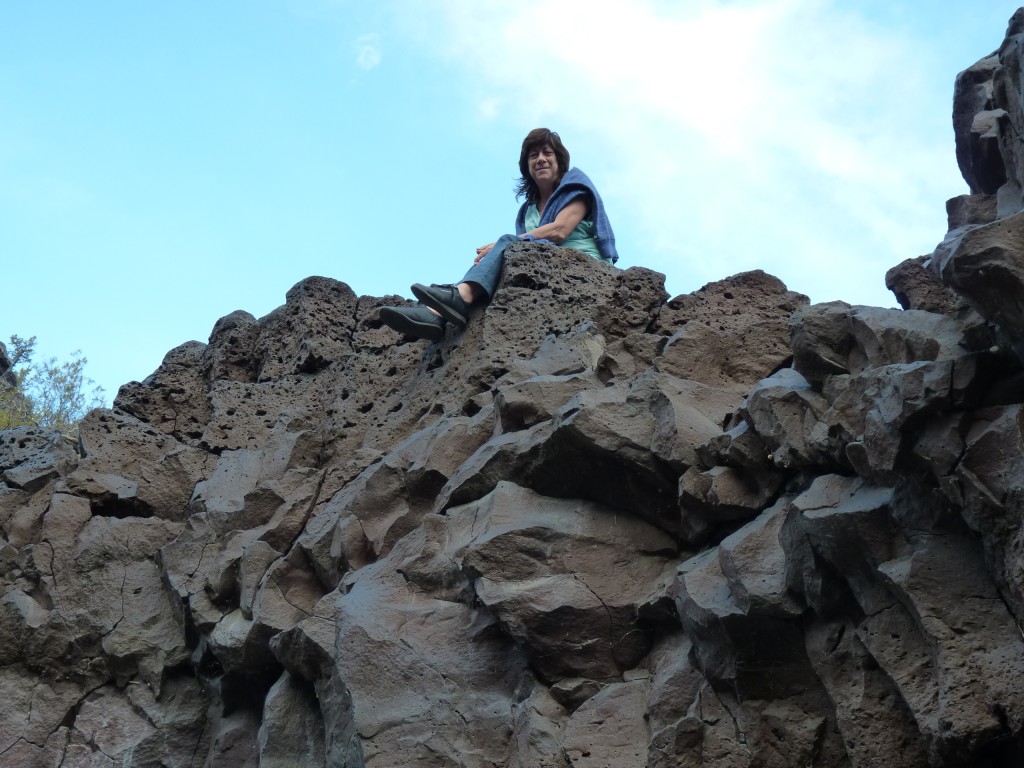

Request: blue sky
left=2, top=1, right=1019, bottom=403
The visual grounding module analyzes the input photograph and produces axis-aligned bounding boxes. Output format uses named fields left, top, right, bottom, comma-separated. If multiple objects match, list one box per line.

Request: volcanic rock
left=5, top=11, right=1024, bottom=767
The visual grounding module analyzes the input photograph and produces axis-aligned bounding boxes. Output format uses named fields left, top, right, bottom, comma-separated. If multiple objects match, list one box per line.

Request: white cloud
left=477, top=97, right=500, bottom=121
left=398, top=0, right=967, bottom=305
left=354, top=32, right=382, bottom=70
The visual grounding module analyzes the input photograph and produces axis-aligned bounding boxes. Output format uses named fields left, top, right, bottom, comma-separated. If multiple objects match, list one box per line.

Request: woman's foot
left=411, top=283, right=472, bottom=328
left=379, top=306, right=446, bottom=341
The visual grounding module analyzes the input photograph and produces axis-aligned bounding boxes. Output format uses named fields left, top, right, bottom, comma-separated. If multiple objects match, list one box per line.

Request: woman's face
left=528, top=144, right=559, bottom=187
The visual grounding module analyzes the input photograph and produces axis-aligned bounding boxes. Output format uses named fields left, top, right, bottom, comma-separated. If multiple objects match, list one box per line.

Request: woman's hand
left=474, top=242, right=495, bottom=264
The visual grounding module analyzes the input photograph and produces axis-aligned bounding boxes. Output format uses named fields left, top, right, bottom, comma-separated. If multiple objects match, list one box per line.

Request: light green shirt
left=524, top=204, right=608, bottom=262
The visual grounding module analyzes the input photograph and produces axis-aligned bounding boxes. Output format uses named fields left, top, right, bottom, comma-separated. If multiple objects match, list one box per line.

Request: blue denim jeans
left=459, top=233, right=520, bottom=302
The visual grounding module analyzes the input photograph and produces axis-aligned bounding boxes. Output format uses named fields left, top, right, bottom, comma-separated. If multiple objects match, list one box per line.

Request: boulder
left=741, top=368, right=835, bottom=470
left=954, top=404, right=1024, bottom=618
left=562, top=678, right=649, bottom=767
left=257, top=672, right=327, bottom=767
left=453, top=482, right=677, bottom=682
left=790, top=302, right=969, bottom=387
left=655, top=271, right=807, bottom=391
left=931, top=211, right=1024, bottom=340
left=0, top=427, right=77, bottom=495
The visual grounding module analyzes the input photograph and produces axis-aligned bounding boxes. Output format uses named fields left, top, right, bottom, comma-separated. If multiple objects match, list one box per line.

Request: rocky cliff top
left=5, top=10, right=1024, bottom=768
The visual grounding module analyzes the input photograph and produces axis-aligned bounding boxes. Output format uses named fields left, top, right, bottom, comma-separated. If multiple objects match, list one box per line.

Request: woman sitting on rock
left=379, top=128, right=618, bottom=341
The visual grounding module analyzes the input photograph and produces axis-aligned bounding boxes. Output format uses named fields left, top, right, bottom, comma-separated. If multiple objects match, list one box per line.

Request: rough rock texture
left=933, top=7, right=1024, bottom=346
left=6, top=12, right=1024, bottom=768
left=0, top=342, right=14, bottom=389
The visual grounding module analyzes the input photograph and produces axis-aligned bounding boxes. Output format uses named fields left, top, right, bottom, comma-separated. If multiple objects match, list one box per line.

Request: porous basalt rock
left=5, top=12, right=1024, bottom=767
left=654, top=269, right=807, bottom=391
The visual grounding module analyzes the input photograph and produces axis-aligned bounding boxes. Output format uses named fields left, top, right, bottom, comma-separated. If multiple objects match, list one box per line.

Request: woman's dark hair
left=515, top=128, right=570, bottom=203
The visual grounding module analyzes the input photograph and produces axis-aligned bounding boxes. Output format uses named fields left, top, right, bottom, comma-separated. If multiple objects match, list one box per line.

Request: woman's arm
left=523, top=197, right=590, bottom=244
left=473, top=195, right=591, bottom=264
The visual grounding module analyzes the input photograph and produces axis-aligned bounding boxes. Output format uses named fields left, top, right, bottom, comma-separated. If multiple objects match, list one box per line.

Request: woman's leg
left=458, top=233, right=519, bottom=302
left=411, top=233, right=519, bottom=326
left=380, top=233, right=520, bottom=340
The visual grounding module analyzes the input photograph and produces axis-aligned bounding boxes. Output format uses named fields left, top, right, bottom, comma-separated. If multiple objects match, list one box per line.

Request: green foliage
left=0, top=334, right=106, bottom=439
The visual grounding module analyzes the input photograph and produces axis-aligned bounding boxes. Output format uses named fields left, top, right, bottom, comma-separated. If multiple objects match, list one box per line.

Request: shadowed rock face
left=932, top=8, right=1024, bottom=347
left=0, top=342, right=14, bottom=388
left=6, top=13, right=1024, bottom=768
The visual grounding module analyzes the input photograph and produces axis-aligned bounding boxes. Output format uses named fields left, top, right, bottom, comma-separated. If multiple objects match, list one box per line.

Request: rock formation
left=5, top=10, right=1024, bottom=768
left=0, top=342, right=15, bottom=388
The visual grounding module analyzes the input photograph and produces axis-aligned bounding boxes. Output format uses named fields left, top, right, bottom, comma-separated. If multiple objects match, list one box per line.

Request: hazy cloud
left=477, top=97, right=500, bottom=120
left=354, top=32, right=382, bottom=70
